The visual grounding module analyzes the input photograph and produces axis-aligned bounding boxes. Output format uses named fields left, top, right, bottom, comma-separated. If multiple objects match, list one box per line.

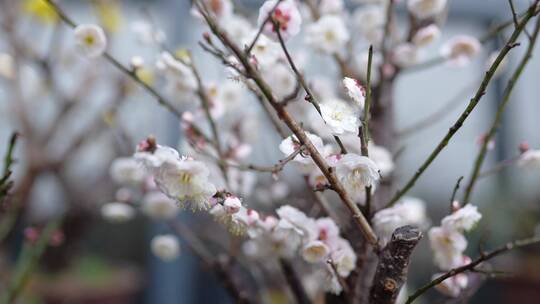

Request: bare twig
left=384, top=4, right=538, bottom=208
left=462, top=14, right=540, bottom=205
left=226, top=146, right=305, bottom=174
left=245, top=0, right=283, bottom=54
left=406, top=235, right=540, bottom=304
left=449, top=176, right=463, bottom=210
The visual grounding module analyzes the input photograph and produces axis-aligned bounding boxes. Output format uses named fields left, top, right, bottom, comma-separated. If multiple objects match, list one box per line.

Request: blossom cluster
left=428, top=204, right=482, bottom=297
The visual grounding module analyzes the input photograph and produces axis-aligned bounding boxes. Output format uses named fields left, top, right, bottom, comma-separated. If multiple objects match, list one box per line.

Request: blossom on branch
left=305, top=15, right=350, bottom=54
left=336, top=153, right=380, bottom=199
left=74, top=24, right=107, bottom=58
left=407, top=0, right=447, bottom=20
left=257, top=0, right=302, bottom=41
left=320, top=98, right=360, bottom=135
left=441, top=35, right=482, bottom=67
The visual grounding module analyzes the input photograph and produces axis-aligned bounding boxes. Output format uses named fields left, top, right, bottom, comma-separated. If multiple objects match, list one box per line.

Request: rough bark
left=369, top=225, right=422, bottom=304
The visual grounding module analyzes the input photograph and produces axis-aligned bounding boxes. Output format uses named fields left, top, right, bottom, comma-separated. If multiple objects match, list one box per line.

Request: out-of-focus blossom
left=319, top=0, right=344, bottom=15
left=320, top=99, right=360, bottom=135
left=257, top=0, right=302, bottom=41
left=302, top=240, right=330, bottom=262
left=262, top=63, right=297, bottom=99
left=407, top=0, right=447, bottom=19
left=74, top=24, right=107, bottom=58
left=0, top=53, right=14, bottom=79
left=429, top=226, right=467, bottom=270
left=244, top=34, right=281, bottom=68
left=222, top=15, right=253, bottom=45
left=223, top=195, right=243, bottom=214
left=131, top=20, right=166, bottom=45
left=441, top=35, right=482, bottom=67
left=109, top=157, right=146, bottom=185
left=151, top=234, right=180, bottom=261
left=518, top=149, right=540, bottom=168
left=433, top=272, right=469, bottom=297
left=352, top=5, right=385, bottom=44
left=101, top=202, right=135, bottom=223
left=413, top=24, right=441, bottom=47
left=142, top=191, right=179, bottom=220
left=305, top=15, right=349, bottom=54
left=441, top=205, right=482, bottom=232
left=373, top=197, right=427, bottom=243
left=393, top=43, right=419, bottom=67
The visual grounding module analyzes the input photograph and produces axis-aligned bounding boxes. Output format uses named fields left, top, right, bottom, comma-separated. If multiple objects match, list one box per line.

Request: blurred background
left=0, top=0, right=539, bottom=303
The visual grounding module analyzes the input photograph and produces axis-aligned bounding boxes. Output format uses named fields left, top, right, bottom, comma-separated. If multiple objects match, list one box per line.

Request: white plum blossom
left=441, top=205, right=482, bottom=232
left=131, top=20, right=166, bottom=45
left=244, top=34, right=281, bottom=68
left=413, top=24, right=441, bottom=47
left=305, top=15, right=350, bottom=54
left=369, top=144, right=395, bottom=176
left=373, top=197, right=427, bottom=243
left=74, top=24, right=107, bottom=58
left=142, top=191, right=179, bottom=220
left=214, top=80, right=246, bottom=113
left=433, top=272, right=469, bottom=297
left=151, top=234, right=180, bottom=261
left=302, top=240, right=330, bottom=263
left=518, top=149, right=540, bottom=168
left=262, top=63, right=297, bottom=99
left=407, top=0, right=447, bottom=19
left=352, top=5, right=385, bottom=44
left=429, top=226, right=467, bottom=270
left=330, top=238, right=357, bottom=277
left=109, top=157, right=146, bottom=185
left=222, top=15, right=253, bottom=45
left=134, top=143, right=181, bottom=170
left=101, top=202, right=135, bottom=223
left=319, top=0, right=344, bottom=15
left=257, top=0, right=302, bottom=41
left=153, top=157, right=217, bottom=210
left=343, top=77, right=366, bottom=108
left=320, top=99, right=360, bottom=135
left=441, top=35, right=482, bottom=67
left=336, top=154, right=380, bottom=199
left=393, top=43, right=419, bottom=67
left=223, top=196, right=243, bottom=214
left=279, top=132, right=325, bottom=171
left=156, top=52, right=198, bottom=94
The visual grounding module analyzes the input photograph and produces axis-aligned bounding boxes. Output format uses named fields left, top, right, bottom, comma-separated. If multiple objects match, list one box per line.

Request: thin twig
left=449, top=176, right=464, bottom=209
left=406, top=235, right=540, bottom=304
left=462, top=14, right=540, bottom=205
left=384, top=4, right=538, bottom=208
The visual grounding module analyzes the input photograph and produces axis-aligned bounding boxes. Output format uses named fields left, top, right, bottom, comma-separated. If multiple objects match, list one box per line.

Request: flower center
left=178, top=171, right=193, bottom=184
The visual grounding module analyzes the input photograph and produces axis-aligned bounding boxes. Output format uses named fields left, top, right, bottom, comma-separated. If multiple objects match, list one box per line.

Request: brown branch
left=279, top=258, right=310, bottom=304
left=369, top=225, right=422, bottom=304
left=462, top=14, right=540, bottom=205
left=406, top=235, right=540, bottom=304
left=226, top=145, right=305, bottom=174
left=384, top=3, right=539, bottom=208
